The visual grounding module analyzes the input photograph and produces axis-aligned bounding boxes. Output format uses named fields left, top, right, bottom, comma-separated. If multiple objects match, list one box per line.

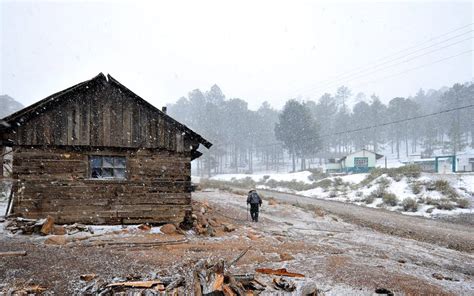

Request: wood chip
left=255, top=268, right=304, bottom=278
left=0, top=251, right=27, bottom=257
left=107, top=280, right=163, bottom=288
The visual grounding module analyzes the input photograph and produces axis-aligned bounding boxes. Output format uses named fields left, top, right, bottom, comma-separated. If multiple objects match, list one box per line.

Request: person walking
left=247, top=189, right=262, bottom=222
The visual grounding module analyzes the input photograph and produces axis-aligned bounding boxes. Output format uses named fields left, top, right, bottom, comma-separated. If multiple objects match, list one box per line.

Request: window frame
left=354, top=157, right=369, bottom=168
left=88, top=155, right=127, bottom=180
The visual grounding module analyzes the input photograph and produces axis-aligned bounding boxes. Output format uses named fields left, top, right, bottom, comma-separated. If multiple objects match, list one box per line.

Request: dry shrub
left=361, top=165, right=421, bottom=185
left=363, top=195, right=375, bottom=204
left=410, top=182, right=422, bottom=195
left=313, top=207, right=325, bottom=217
left=315, top=179, right=332, bottom=189
left=436, top=199, right=455, bottom=210
left=402, top=197, right=418, bottom=212
left=382, top=192, right=398, bottom=206
left=456, top=198, right=470, bottom=209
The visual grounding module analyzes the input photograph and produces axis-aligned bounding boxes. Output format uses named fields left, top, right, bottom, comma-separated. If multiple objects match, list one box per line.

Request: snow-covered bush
left=376, top=176, right=391, bottom=188
left=361, top=165, right=421, bottom=186
left=363, top=195, right=375, bottom=204
left=382, top=192, right=398, bottom=206
left=369, top=184, right=387, bottom=199
left=433, top=180, right=459, bottom=199
left=436, top=199, right=455, bottom=210
left=411, top=182, right=422, bottom=195
left=315, top=179, right=332, bottom=190
left=402, top=197, right=418, bottom=212
left=456, top=198, right=470, bottom=209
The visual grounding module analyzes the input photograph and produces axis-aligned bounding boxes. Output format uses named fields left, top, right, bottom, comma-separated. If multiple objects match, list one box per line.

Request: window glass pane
left=103, top=157, right=114, bottom=168
left=89, top=156, right=126, bottom=179
left=91, top=168, right=102, bottom=178
left=102, top=168, right=113, bottom=178
left=114, top=168, right=126, bottom=179
left=90, top=157, right=102, bottom=168
left=114, top=157, right=126, bottom=168
left=354, top=157, right=368, bottom=167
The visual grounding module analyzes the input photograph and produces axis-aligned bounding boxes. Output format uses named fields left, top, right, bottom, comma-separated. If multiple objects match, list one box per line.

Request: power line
left=255, top=103, right=474, bottom=149
left=287, top=23, right=473, bottom=98
left=293, top=33, right=473, bottom=97
left=288, top=24, right=473, bottom=97
left=343, top=49, right=473, bottom=93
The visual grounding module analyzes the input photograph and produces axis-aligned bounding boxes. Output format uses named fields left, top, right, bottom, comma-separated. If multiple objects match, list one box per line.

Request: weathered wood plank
left=11, top=146, right=193, bottom=224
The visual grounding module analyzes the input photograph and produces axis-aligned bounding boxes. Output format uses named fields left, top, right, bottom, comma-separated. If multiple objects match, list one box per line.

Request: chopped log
left=194, top=259, right=226, bottom=295
left=273, top=278, right=296, bottom=292
left=223, top=284, right=236, bottom=296
left=0, top=251, right=27, bottom=257
left=83, top=238, right=188, bottom=247
left=107, top=280, right=164, bottom=289
left=80, top=274, right=97, bottom=281
left=255, top=268, right=304, bottom=278
left=193, top=270, right=203, bottom=296
left=23, top=285, right=47, bottom=293
left=40, top=215, right=55, bottom=235
left=165, top=276, right=185, bottom=291
left=231, top=274, right=255, bottom=282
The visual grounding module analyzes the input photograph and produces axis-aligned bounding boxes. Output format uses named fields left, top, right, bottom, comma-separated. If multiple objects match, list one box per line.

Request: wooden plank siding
left=4, top=79, right=196, bottom=152
left=11, top=146, right=192, bottom=224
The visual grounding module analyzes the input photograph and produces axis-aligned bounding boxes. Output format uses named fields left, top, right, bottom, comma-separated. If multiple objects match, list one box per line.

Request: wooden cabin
left=0, top=73, right=211, bottom=224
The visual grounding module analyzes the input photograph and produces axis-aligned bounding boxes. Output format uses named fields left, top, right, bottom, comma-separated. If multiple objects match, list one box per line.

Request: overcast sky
left=1, top=0, right=472, bottom=110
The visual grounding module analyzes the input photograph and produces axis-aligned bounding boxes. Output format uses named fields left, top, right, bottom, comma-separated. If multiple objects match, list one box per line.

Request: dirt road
left=1, top=190, right=473, bottom=295
left=194, top=190, right=474, bottom=295
left=253, top=189, right=474, bottom=253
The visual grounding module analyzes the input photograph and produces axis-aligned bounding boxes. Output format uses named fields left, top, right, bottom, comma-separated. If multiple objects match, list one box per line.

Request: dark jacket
left=247, top=191, right=262, bottom=205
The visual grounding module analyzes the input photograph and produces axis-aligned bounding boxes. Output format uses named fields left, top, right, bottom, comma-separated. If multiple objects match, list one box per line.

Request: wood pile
left=190, top=201, right=237, bottom=237
left=5, top=216, right=91, bottom=235
left=78, top=246, right=319, bottom=295
left=80, top=276, right=185, bottom=295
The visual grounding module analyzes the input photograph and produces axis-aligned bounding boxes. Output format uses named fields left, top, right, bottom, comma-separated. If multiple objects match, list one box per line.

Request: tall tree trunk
left=396, top=134, right=400, bottom=159
left=292, top=152, right=296, bottom=172
left=405, top=133, right=409, bottom=157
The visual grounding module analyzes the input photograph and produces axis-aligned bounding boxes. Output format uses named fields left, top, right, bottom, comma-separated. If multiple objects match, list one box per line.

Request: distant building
left=404, top=155, right=474, bottom=173
left=325, top=149, right=383, bottom=173
left=403, top=158, right=436, bottom=173
left=457, top=155, right=474, bottom=172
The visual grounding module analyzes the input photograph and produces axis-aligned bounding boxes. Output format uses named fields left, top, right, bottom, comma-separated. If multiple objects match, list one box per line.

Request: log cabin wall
left=11, top=146, right=192, bottom=224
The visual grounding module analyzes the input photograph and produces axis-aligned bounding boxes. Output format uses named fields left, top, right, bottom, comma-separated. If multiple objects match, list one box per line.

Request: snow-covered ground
left=210, top=171, right=314, bottom=184
left=198, top=170, right=474, bottom=218
left=297, top=173, right=473, bottom=218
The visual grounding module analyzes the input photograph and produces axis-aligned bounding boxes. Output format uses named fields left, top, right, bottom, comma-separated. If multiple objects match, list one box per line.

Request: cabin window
left=89, top=156, right=126, bottom=179
left=354, top=157, right=368, bottom=168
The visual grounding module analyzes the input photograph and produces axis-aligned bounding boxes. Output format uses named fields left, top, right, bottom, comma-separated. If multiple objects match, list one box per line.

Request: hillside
left=0, top=95, right=24, bottom=118
left=206, top=167, right=474, bottom=219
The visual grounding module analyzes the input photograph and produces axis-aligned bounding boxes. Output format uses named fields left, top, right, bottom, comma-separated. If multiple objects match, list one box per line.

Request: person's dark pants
left=250, top=203, right=260, bottom=222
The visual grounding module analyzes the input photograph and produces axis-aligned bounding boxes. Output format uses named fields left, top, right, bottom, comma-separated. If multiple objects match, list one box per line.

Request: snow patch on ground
left=88, top=224, right=163, bottom=235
